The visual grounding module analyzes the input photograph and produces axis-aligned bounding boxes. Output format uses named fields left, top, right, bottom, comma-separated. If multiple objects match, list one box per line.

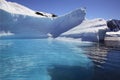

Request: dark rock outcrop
left=35, top=11, right=57, bottom=17
left=107, top=19, right=120, bottom=31
left=35, top=12, right=44, bottom=16
left=51, top=14, right=57, bottom=17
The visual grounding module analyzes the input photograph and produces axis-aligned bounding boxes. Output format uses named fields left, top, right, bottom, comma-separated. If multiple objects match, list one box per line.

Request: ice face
left=50, top=8, right=86, bottom=37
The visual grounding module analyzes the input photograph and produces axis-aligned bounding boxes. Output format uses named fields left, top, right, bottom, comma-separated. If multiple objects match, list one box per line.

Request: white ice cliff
left=60, top=18, right=108, bottom=42
left=0, top=0, right=85, bottom=39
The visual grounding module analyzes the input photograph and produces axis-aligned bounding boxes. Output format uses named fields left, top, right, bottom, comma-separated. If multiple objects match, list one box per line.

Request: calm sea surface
left=0, top=39, right=120, bottom=80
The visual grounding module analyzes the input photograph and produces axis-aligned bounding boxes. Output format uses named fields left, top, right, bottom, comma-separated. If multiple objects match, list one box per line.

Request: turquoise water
left=0, top=39, right=93, bottom=80
left=0, top=39, right=120, bottom=80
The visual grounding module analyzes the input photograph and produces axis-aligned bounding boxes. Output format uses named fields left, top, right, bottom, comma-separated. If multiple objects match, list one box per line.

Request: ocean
left=0, top=39, right=120, bottom=80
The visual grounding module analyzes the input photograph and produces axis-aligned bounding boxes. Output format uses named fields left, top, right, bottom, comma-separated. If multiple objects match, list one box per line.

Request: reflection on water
left=105, top=37, right=120, bottom=47
left=0, top=39, right=93, bottom=80
left=77, top=43, right=120, bottom=80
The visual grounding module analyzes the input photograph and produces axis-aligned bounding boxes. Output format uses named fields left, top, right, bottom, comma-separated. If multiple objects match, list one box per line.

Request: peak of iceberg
left=0, top=0, right=85, bottom=39
left=51, top=8, right=86, bottom=37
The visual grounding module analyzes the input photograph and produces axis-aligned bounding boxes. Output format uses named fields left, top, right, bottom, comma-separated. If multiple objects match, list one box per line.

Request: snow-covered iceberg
left=60, top=18, right=108, bottom=42
left=0, top=0, right=85, bottom=39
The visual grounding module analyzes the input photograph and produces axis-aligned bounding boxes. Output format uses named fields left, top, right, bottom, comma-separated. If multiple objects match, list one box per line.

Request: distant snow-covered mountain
left=0, top=0, right=85, bottom=39
left=107, top=19, right=120, bottom=31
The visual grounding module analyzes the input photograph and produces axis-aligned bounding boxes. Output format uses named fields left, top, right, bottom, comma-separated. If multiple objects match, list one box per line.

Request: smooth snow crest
left=0, top=0, right=52, bottom=17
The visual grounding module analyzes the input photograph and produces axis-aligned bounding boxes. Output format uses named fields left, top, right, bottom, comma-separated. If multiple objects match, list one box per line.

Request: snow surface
left=0, top=0, right=85, bottom=39
left=60, top=18, right=108, bottom=42
left=0, top=0, right=52, bottom=17
left=105, top=31, right=120, bottom=37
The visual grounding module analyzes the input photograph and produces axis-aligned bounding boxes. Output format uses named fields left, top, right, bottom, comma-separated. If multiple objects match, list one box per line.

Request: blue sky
left=8, top=0, right=120, bottom=20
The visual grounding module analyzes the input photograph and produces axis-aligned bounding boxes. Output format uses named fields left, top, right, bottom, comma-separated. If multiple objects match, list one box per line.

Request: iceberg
left=0, top=31, right=14, bottom=37
left=105, top=31, right=120, bottom=47
left=105, top=31, right=120, bottom=37
left=60, top=18, right=108, bottom=42
left=0, top=0, right=85, bottom=39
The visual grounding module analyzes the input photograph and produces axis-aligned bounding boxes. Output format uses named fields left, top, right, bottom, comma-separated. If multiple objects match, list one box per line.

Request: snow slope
left=60, top=18, right=108, bottom=42
left=0, top=0, right=52, bottom=17
left=0, top=0, right=85, bottom=39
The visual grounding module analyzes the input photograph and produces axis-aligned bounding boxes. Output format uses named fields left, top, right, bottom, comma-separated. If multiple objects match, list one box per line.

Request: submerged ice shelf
left=0, top=39, right=94, bottom=80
